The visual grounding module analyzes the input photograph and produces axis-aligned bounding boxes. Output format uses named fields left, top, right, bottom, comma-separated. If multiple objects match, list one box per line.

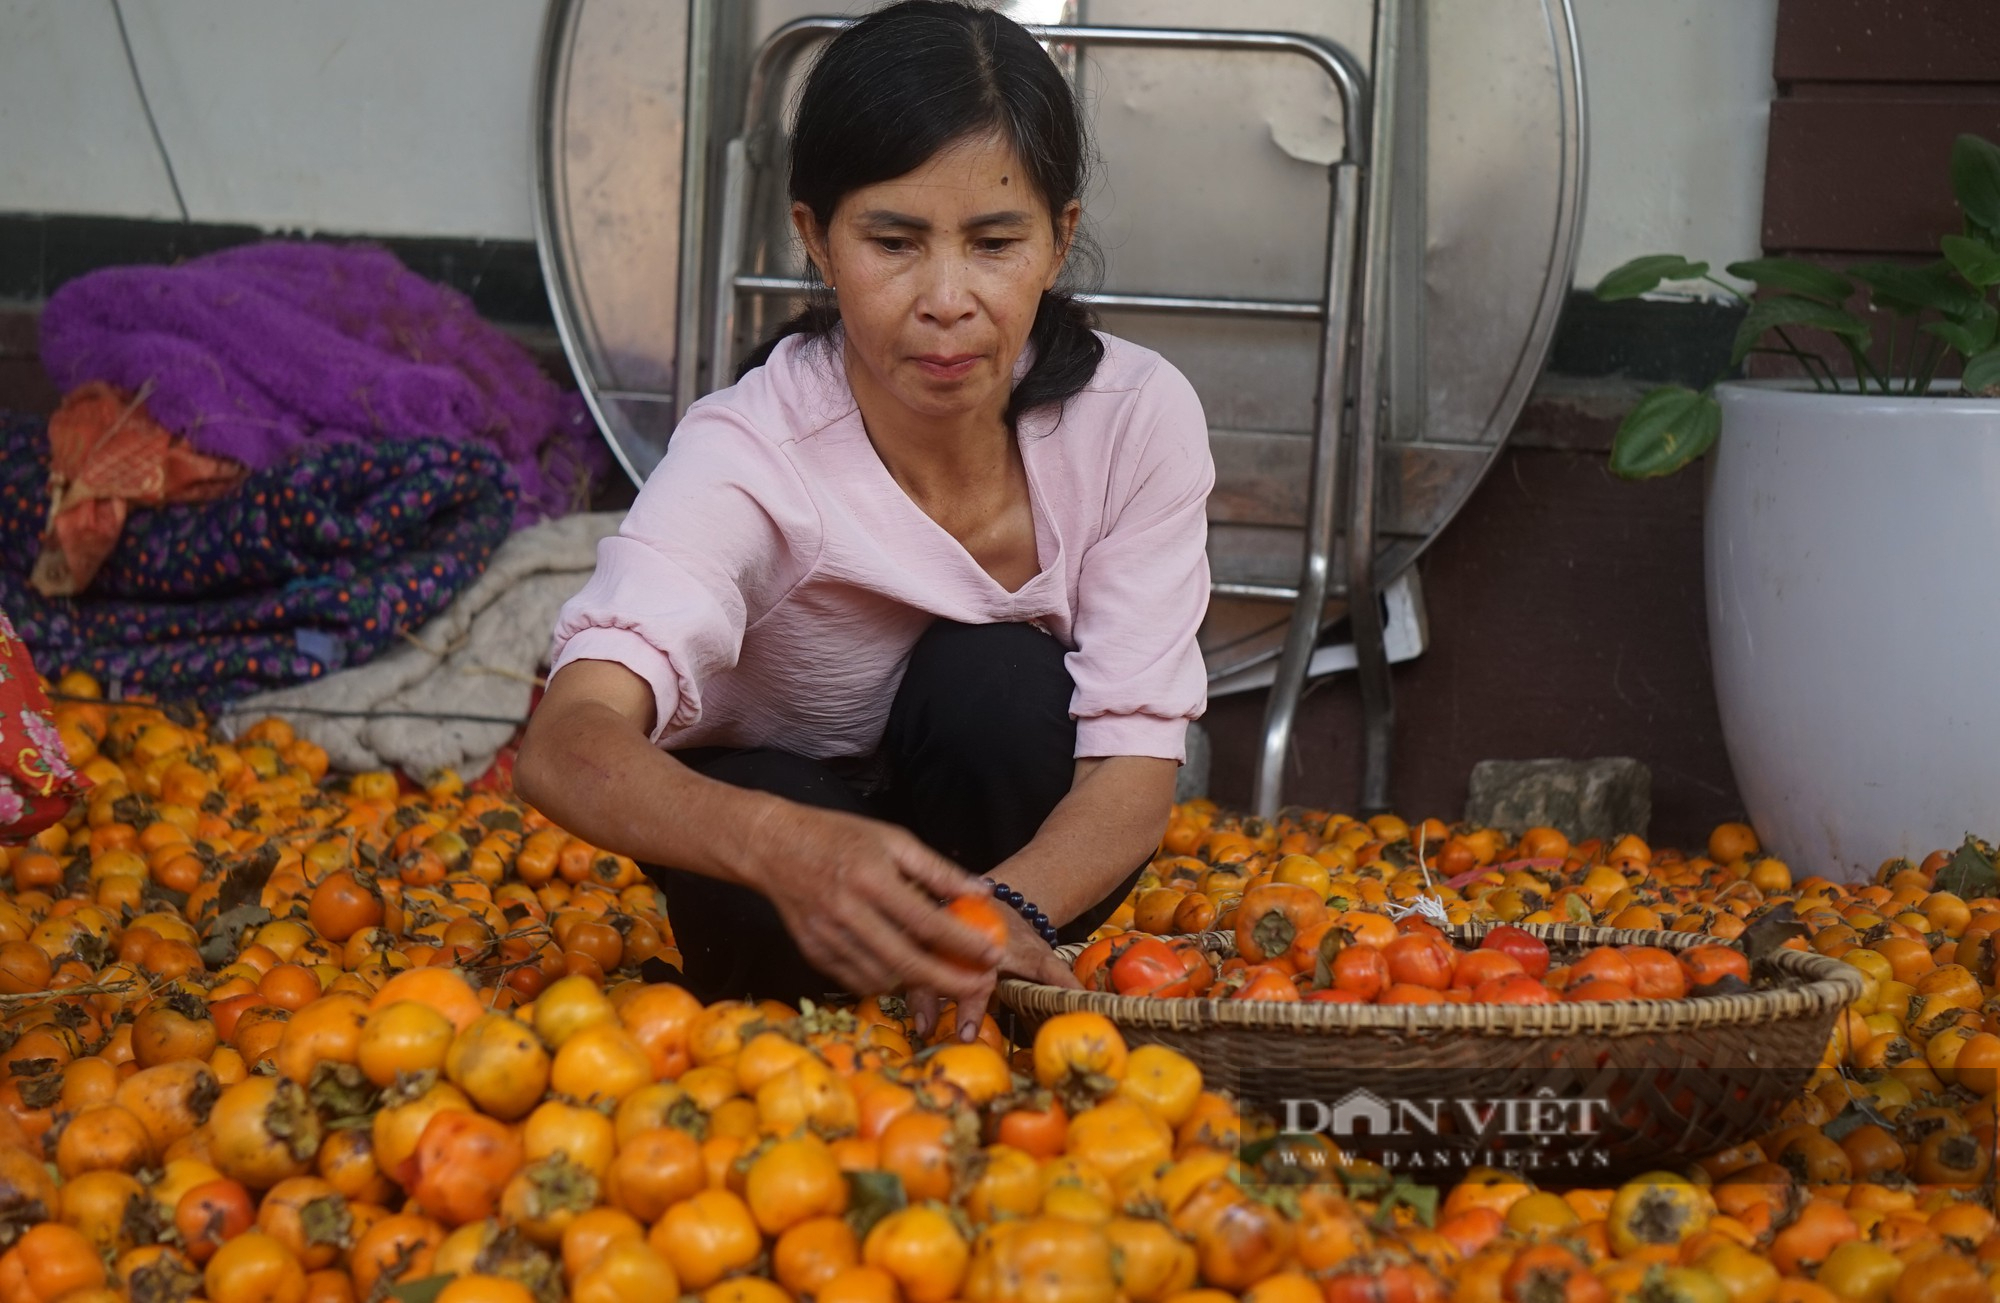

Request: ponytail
left=1005, top=291, right=1102, bottom=431
left=733, top=302, right=839, bottom=382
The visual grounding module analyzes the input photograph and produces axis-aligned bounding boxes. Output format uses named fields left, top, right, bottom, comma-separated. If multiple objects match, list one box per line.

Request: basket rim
left=995, top=921, right=1864, bottom=1039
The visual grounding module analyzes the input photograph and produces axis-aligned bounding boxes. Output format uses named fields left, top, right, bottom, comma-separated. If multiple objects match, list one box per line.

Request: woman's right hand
left=736, top=796, right=1004, bottom=1002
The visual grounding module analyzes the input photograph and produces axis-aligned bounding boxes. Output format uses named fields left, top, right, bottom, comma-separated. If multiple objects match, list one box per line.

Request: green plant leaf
left=1965, top=347, right=2000, bottom=398
left=1952, top=133, right=2000, bottom=234
left=1370, top=1178, right=1440, bottom=1230
left=1922, top=304, right=2000, bottom=358
left=1608, top=386, right=1722, bottom=479
left=1724, top=258, right=1854, bottom=305
left=1593, top=255, right=1710, bottom=302
left=388, top=1278, right=452, bottom=1303
left=1941, top=235, right=2000, bottom=288
left=844, top=1170, right=907, bottom=1240
left=1848, top=260, right=1981, bottom=317
left=1934, top=835, right=1999, bottom=898
left=1730, top=296, right=1870, bottom=367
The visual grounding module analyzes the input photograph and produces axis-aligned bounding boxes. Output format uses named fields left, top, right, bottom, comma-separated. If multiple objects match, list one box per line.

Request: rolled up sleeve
left=1067, top=363, right=1214, bottom=762
left=548, top=410, right=818, bottom=745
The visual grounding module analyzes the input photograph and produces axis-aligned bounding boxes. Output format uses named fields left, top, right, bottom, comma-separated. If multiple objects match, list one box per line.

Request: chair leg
left=1252, top=598, right=1321, bottom=820
left=1351, top=0, right=1404, bottom=818
left=1353, top=583, right=1395, bottom=816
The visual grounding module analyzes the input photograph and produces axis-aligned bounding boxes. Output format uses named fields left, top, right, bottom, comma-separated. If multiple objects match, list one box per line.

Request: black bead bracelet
left=982, top=876, right=1061, bottom=946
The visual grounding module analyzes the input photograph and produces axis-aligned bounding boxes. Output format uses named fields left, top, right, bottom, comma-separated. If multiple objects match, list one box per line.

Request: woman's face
left=795, top=132, right=1079, bottom=430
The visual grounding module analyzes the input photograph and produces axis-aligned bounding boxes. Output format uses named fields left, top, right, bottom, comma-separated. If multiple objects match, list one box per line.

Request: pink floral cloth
left=0, top=610, right=90, bottom=840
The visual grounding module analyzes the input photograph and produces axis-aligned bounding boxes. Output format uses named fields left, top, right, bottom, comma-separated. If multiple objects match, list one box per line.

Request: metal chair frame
left=701, top=16, right=1391, bottom=817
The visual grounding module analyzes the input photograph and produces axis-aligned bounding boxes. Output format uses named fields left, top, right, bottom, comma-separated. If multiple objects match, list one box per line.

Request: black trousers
left=646, top=620, right=1143, bottom=1003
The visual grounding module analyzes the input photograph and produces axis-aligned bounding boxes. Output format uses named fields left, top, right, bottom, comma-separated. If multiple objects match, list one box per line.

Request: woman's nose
left=915, top=254, right=978, bottom=324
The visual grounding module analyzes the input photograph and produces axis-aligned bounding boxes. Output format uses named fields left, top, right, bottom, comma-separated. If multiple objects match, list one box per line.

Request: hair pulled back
left=736, top=0, right=1102, bottom=430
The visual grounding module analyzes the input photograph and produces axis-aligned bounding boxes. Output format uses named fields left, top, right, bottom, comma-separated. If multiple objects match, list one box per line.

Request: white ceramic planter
left=1707, top=381, right=2000, bottom=880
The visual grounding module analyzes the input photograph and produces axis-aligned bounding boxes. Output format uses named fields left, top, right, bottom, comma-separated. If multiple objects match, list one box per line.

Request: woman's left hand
left=908, top=905, right=1079, bottom=1044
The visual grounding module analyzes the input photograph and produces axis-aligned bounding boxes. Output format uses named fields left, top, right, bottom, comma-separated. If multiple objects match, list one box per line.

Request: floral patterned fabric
left=0, top=609, right=89, bottom=840
left=0, top=411, right=515, bottom=707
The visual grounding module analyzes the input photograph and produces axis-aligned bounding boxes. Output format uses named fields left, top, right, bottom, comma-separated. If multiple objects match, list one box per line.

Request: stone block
left=1464, top=757, right=1651, bottom=843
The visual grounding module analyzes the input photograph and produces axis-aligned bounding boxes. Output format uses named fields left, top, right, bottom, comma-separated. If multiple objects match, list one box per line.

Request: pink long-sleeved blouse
left=548, top=330, right=1213, bottom=762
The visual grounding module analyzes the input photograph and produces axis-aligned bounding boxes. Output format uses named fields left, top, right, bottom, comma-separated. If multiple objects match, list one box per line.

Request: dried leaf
left=308, top=1062, right=380, bottom=1124
left=15, top=1071, right=61, bottom=1110
left=1822, top=1098, right=1891, bottom=1142
left=1689, top=974, right=1753, bottom=999
left=216, top=843, right=281, bottom=916
left=1740, top=902, right=1808, bottom=964
left=198, top=904, right=273, bottom=968
left=119, top=1191, right=171, bottom=1248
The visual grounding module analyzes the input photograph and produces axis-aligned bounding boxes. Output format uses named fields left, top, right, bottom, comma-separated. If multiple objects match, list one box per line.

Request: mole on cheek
left=1001, top=175, right=1010, bottom=186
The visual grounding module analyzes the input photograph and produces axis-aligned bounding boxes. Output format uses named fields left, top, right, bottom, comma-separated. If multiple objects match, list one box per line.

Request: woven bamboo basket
left=996, top=923, right=1862, bottom=1182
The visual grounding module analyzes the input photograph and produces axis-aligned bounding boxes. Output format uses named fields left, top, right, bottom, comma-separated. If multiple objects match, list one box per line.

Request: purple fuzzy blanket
left=38, top=241, right=607, bottom=526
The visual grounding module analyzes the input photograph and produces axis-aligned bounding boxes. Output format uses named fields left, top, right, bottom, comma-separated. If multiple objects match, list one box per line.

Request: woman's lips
left=913, top=353, right=981, bottom=380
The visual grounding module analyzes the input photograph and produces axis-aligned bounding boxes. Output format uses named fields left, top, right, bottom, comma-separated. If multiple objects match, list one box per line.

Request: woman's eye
left=874, top=237, right=913, bottom=253
left=975, top=238, right=1017, bottom=254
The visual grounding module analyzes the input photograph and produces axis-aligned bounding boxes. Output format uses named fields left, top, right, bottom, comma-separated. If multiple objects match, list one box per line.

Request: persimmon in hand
left=942, top=896, right=1010, bottom=970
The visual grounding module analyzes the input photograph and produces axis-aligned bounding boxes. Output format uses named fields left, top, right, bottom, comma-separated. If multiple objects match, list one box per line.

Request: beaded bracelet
left=982, top=876, right=1061, bottom=946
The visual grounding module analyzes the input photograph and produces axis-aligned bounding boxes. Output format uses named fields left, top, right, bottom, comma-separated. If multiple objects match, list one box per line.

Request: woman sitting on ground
left=517, top=0, right=1213, bottom=1043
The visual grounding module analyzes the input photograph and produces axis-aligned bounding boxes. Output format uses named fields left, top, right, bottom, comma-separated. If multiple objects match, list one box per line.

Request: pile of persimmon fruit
left=0, top=677, right=1995, bottom=1302
left=1072, top=906, right=1754, bottom=1007
left=1094, top=802, right=2000, bottom=1301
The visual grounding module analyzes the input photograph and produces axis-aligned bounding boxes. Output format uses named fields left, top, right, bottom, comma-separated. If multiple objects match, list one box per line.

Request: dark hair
left=736, top=0, right=1103, bottom=430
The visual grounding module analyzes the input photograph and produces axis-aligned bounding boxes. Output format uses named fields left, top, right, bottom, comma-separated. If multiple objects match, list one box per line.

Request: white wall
left=1, top=0, right=1776, bottom=285
left=0, top=0, right=545, bottom=238
left=0, top=0, right=180, bottom=217
left=1571, top=0, right=1779, bottom=289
